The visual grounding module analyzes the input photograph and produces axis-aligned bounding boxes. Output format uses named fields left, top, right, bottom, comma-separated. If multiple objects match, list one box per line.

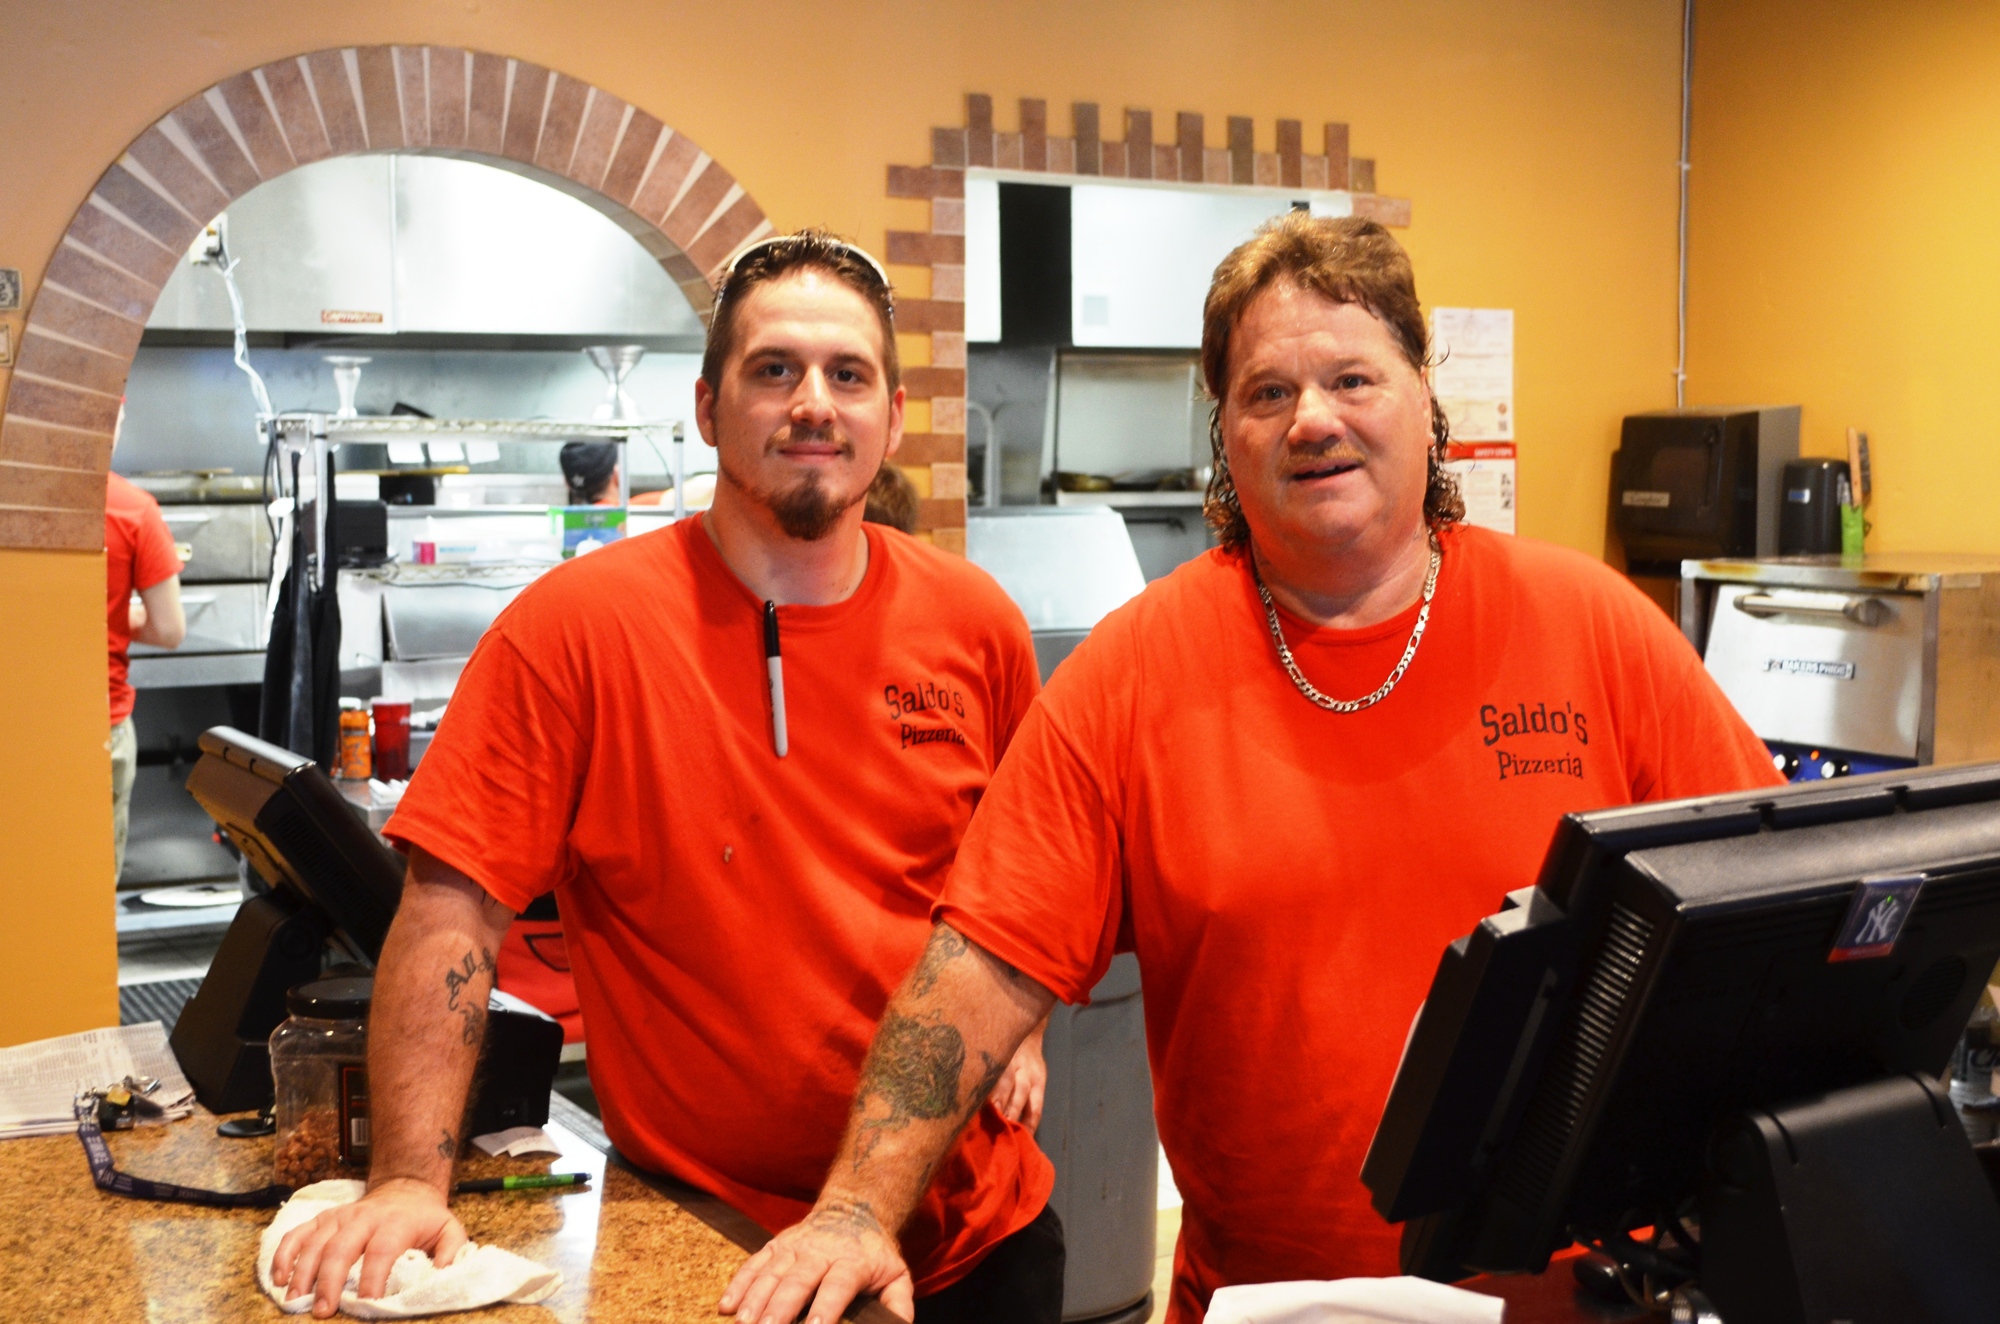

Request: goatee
left=769, top=474, right=849, bottom=541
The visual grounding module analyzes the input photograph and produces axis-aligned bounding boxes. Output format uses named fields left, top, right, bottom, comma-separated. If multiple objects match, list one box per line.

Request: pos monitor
left=172, top=727, right=560, bottom=1129
left=1362, top=763, right=2000, bottom=1324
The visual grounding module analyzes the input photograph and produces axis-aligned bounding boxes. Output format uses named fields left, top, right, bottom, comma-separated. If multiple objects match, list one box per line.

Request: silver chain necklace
left=1252, top=540, right=1442, bottom=713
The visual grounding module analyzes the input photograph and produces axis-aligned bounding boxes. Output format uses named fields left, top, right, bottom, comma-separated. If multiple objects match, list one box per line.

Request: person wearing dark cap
left=559, top=440, right=621, bottom=505
left=559, top=439, right=675, bottom=507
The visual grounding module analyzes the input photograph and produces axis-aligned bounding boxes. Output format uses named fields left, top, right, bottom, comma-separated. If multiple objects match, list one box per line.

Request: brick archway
left=0, top=46, right=772, bottom=553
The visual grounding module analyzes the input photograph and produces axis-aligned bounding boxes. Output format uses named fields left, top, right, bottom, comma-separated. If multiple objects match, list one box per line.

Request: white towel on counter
left=1205, top=1276, right=1504, bottom=1324
left=257, top=1179, right=562, bottom=1318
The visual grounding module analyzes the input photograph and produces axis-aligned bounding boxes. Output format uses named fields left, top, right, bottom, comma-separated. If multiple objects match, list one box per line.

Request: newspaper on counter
left=0, top=1021, right=196, bottom=1139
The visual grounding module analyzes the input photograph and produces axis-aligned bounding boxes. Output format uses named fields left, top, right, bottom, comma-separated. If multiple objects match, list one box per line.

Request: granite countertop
left=0, top=1094, right=894, bottom=1322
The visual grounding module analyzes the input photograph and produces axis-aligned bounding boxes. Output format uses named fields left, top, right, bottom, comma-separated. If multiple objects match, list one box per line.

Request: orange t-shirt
left=386, top=517, right=1053, bottom=1293
left=105, top=472, right=182, bottom=726
left=934, top=525, right=1784, bottom=1322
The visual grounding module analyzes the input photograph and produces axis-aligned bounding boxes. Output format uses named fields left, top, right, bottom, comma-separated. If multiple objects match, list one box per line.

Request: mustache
left=1284, top=440, right=1365, bottom=477
left=768, top=422, right=855, bottom=456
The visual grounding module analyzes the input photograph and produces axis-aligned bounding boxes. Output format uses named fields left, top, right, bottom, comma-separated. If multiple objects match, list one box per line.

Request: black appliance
left=335, top=499, right=391, bottom=568
left=1612, top=406, right=1799, bottom=575
left=174, top=726, right=562, bottom=1125
left=378, top=472, right=437, bottom=505
left=1777, top=457, right=1851, bottom=556
left=1362, top=763, right=2000, bottom=1323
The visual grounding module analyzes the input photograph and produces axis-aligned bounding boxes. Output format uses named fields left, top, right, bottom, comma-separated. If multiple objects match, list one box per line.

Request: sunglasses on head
left=714, top=233, right=892, bottom=300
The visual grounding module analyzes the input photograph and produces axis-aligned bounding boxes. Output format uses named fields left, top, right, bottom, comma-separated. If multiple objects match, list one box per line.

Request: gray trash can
left=1037, top=953, right=1157, bottom=1322
left=968, top=507, right=1158, bottom=1321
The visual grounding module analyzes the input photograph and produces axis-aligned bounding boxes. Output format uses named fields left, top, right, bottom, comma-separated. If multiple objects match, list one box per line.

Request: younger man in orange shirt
left=273, top=234, right=1059, bottom=1322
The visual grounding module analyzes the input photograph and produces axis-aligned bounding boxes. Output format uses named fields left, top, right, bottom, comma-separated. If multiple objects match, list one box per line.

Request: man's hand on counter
left=270, top=1178, right=469, bottom=1317
left=271, top=846, right=514, bottom=1317
left=721, top=923, right=1057, bottom=1324
left=720, top=1197, right=916, bottom=1324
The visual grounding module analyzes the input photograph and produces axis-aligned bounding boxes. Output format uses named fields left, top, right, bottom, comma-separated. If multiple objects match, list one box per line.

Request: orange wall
left=0, top=550, right=121, bottom=1042
left=0, top=0, right=1686, bottom=1044
left=1689, top=0, right=2000, bottom=554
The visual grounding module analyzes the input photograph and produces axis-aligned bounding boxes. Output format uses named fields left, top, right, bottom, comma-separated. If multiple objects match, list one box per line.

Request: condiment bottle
left=337, top=699, right=372, bottom=780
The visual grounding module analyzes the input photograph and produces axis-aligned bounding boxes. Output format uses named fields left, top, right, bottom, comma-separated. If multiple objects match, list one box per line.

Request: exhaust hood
left=146, top=154, right=706, bottom=340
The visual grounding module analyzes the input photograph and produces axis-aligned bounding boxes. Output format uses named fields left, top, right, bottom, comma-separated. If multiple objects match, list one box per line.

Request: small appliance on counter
left=1612, top=406, right=1800, bottom=574
left=1777, top=457, right=1852, bottom=556
left=1681, top=553, right=2000, bottom=781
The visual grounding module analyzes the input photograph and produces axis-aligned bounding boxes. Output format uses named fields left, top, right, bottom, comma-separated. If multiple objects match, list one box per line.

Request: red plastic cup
left=371, top=699, right=412, bottom=781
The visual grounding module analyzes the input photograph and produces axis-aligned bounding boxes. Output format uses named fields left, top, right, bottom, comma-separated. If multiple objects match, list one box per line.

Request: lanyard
left=74, top=1095, right=292, bottom=1208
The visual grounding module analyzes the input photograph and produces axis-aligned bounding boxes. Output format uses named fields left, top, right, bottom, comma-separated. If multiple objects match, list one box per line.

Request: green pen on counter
left=453, top=1173, right=591, bottom=1195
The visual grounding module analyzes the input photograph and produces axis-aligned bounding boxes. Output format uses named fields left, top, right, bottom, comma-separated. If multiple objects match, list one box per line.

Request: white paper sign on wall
left=1431, top=307, right=1513, bottom=441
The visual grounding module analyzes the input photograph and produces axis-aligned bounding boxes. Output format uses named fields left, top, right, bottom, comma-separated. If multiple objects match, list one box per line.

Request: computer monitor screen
left=1363, top=763, right=2000, bottom=1282
left=186, top=724, right=403, bottom=959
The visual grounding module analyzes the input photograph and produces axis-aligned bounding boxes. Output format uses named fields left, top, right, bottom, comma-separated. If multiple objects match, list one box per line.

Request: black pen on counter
left=764, top=600, right=789, bottom=758
left=453, top=1173, right=590, bottom=1195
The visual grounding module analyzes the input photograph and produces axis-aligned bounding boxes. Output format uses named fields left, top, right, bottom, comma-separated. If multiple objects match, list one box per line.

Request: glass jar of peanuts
left=269, top=975, right=372, bottom=1190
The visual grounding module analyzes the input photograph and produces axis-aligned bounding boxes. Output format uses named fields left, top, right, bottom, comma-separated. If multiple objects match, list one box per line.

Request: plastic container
left=270, top=975, right=372, bottom=1188
left=371, top=699, right=411, bottom=781
left=337, top=700, right=372, bottom=780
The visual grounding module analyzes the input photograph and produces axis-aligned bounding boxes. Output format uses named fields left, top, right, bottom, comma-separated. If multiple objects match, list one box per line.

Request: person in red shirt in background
left=272, top=232, right=1060, bottom=1323
left=728, top=214, right=1786, bottom=1324
left=106, top=403, right=186, bottom=883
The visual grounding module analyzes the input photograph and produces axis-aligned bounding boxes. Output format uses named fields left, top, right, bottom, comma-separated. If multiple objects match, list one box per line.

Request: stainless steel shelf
left=129, top=651, right=267, bottom=689
left=268, top=414, right=679, bottom=442
left=1054, top=489, right=1206, bottom=508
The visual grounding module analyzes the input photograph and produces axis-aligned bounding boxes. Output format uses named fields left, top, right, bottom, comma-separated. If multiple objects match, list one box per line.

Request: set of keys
left=89, top=1074, right=167, bottom=1132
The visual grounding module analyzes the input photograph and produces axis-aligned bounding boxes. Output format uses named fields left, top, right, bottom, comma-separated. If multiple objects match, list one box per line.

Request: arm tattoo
left=807, top=1197, right=884, bottom=1237
left=910, top=926, right=970, bottom=997
left=443, top=946, right=496, bottom=1046
left=850, top=1012, right=966, bottom=1164
left=437, top=1129, right=457, bottom=1161
left=909, top=925, right=1022, bottom=998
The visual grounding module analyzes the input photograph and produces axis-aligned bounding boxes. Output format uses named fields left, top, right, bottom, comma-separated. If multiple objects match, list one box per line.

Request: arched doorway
left=0, top=45, right=770, bottom=553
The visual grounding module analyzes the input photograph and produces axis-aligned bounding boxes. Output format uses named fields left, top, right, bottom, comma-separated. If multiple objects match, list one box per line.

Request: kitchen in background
left=964, top=173, right=1361, bottom=581
left=116, top=152, right=711, bottom=986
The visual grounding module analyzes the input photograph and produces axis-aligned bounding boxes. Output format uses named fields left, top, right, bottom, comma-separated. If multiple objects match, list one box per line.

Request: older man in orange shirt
left=727, top=214, right=1783, bottom=1324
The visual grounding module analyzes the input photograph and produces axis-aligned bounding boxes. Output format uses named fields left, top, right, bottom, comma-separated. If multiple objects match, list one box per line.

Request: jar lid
left=286, top=975, right=374, bottom=1020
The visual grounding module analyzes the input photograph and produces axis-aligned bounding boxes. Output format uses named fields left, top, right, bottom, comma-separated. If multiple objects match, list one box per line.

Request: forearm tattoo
left=808, top=1197, right=884, bottom=1236
left=848, top=927, right=1018, bottom=1167
left=443, top=946, right=496, bottom=1047
left=437, top=1129, right=457, bottom=1161
left=910, top=925, right=970, bottom=997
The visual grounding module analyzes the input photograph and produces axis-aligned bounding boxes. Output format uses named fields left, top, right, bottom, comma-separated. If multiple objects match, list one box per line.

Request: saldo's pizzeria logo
left=1481, top=700, right=1589, bottom=781
left=885, top=680, right=969, bottom=750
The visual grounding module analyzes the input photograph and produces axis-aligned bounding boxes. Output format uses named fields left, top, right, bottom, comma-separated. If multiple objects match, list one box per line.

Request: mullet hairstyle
left=1198, top=213, right=1463, bottom=551
left=701, top=229, right=900, bottom=393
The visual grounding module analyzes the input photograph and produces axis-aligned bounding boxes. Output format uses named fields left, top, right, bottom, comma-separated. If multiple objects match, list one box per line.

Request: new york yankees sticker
left=1828, top=873, right=1926, bottom=962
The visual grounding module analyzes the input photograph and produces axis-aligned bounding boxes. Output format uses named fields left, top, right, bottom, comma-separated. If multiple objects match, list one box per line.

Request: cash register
left=1365, top=762, right=2000, bottom=1323
left=171, top=726, right=561, bottom=1133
